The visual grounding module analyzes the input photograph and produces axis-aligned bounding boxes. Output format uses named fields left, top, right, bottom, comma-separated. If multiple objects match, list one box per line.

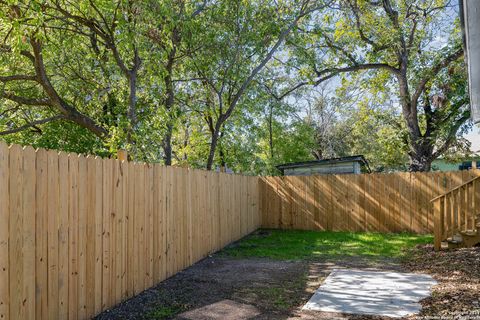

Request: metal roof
left=276, top=155, right=370, bottom=172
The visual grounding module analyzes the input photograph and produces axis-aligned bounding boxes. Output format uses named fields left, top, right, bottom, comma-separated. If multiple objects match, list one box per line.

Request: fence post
left=117, top=150, right=128, bottom=161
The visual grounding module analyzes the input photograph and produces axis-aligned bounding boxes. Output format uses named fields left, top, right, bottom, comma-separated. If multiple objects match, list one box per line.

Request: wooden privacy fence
left=259, top=170, right=480, bottom=233
left=2, top=140, right=480, bottom=320
left=0, top=142, right=260, bottom=320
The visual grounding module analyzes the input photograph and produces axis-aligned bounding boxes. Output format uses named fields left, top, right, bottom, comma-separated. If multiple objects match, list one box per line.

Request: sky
left=465, top=126, right=480, bottom=152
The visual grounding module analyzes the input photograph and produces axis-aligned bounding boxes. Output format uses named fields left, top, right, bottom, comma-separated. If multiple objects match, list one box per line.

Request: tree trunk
left=408, top=153, right=432, bottom=172
left=268, top=105, right=274, bottom=159
left=128, top=73, right=137, bottom=127
left=182, top=125, right=189, bottom=161
left=162, top=124, right=173, bottom=165
left=206, top=123, right=222, bottom=170
left=127, top=71, right=137, bottom=145
left=395, top=70, right=434, bottom=172
left=162, top=47, right=176, bottom=166
left=218, top=131, right=227, bottom=172
left=206, top=133, right=219, bottom=171
left=408, top=139, right=434, bottom=172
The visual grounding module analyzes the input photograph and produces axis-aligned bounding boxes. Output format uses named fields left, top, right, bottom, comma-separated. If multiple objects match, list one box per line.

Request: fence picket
left=0, top=142, right=9, bottom=320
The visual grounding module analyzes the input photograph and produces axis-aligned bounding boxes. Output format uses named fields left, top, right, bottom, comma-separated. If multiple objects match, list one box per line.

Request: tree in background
left=289, top=0, right=470, bottom=171
left=0, top=1, right=147, bottom=156
left=0, top=0, right=473, bottom=173
left=289, top=81, right=409, bottom=172
left=186, top=0, right=325, bottom=170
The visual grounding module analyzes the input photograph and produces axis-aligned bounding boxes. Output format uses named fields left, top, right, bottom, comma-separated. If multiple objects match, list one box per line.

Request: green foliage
left=1, top=121, right=105, bottom=155
left=0, top=0, right=471, bottom=173
left=341, top=104, right=409, bottom=171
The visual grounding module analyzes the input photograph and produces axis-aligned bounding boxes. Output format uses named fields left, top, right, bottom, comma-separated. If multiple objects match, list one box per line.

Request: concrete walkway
left=303, top=269, right=437, bottom=318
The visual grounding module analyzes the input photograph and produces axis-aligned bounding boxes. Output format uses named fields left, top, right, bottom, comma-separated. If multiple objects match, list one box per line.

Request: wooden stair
left=445, top=214, right=480, bottom=249
left=446, top=231, right=480, bottom=249
left=432, top=176, right=480, bottom=250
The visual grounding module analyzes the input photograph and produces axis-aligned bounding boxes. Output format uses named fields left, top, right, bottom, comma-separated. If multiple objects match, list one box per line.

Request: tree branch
left=264, top=62, right=399, bottom=101
left=346, top=0, right=388, bottom=52
left=1, top=92, right=51, bottom=106
left=411, top=47, right=463, bottom=107
left=224, top=0, right=316, bottom=120
left=314, top=63, right=399, bottom=79
left=432, top=111, right=471, bottom=159
left=0, top=115, right=64, bottom=136
left=29, top=38, right=108, bottom=137
left=0, top=74, right=37, bottom=82
left=191, top=0, right=208, bottom=18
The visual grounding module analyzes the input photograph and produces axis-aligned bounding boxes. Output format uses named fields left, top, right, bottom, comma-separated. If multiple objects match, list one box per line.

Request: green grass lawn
left=222, top=229, right=432, bottom=260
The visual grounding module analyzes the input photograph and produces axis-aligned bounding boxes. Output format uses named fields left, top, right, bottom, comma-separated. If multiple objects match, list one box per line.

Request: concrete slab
left=303, top=269, right=437, bottom=318
left=178, top=299, right=261, bottom=320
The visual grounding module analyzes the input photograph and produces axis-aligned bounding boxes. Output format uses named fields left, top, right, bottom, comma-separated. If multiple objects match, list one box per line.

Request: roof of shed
left=276, top=155, right=370, bottom=171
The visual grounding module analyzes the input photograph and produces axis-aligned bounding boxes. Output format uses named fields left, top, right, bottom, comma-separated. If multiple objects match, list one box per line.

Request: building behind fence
left=0, top=142, right=477, bottom=320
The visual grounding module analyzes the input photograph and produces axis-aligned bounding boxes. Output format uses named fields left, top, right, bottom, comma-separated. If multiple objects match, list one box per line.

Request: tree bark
left=128, top=72, right=137, bottom=129
left=218, top=131, right=227, bottom=171
left=162, top=45, right=177, bottom=166
left=268, top=104, right=274, bottom=159
left=162, top=125, right=173, bottom=165
left=408, top=149, right=433, bottom=172
left=206, top=126, right=221, bottom=171
left=126, top=70, right=138, bottom=145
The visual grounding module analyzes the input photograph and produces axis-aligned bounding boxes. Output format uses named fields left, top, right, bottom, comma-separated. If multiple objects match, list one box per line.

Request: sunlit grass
left=222, top=229, right=432, bottom=260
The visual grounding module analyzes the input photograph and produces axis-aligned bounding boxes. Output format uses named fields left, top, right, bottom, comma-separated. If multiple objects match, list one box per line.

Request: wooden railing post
left=433, top=198, right=442, bottom=251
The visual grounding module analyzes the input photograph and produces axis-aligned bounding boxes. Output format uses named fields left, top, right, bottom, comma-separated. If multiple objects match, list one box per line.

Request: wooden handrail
left=431, top=175, right=480, bottom=202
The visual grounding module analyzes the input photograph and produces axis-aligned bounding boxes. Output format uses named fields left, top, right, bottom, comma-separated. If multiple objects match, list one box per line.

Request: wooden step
left=458, top=232, right=480, bottom=247
left=447, top=238, right=462, bottom=244
left=460, top=230, right=479, bottom=237
left=446, top=238, right=463, bottom=249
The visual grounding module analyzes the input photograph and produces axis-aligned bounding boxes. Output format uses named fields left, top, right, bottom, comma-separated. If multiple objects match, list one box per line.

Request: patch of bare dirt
left=95, top=254, right=403, bottom=320
left=94, top=257, right=308, bottom=320
left=95, top=245, right=480, bottom=320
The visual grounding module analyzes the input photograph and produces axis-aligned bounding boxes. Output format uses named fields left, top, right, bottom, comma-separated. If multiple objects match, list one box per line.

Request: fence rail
left=259, top=170, right=480, bottom=233
left=0, top=142, right=260, bottom=320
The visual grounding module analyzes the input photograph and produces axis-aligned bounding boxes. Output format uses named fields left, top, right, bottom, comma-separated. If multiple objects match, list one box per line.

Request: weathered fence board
left=260, top=170, right=480, bottom=233
left=0, top=142, right=260, bottom=320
